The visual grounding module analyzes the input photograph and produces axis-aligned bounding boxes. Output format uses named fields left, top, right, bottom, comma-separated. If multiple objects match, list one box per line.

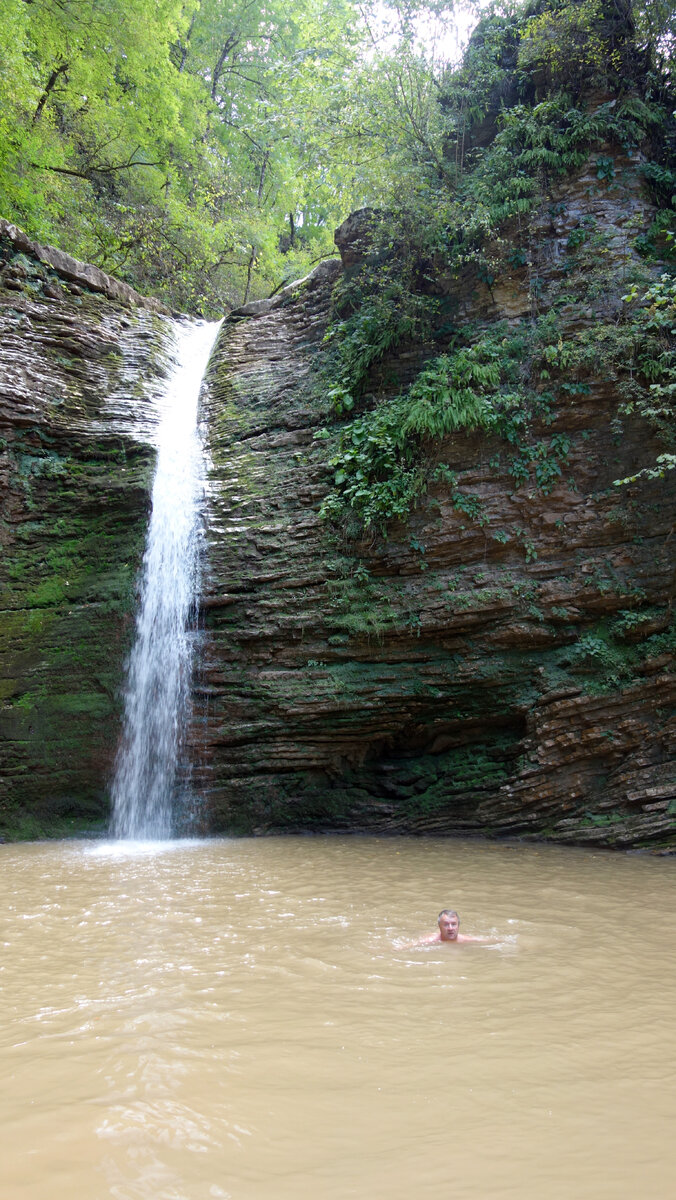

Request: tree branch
left=211, top=31, right=242, bottom=100
left=32, top=157, right=164, bottom=179
left=33, top=61, right=69, bottom=125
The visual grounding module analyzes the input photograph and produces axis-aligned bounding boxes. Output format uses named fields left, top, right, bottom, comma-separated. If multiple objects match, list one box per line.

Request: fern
left=402, top=351, right=499, bottom=438
left=318, top=343, right=507, bottom=531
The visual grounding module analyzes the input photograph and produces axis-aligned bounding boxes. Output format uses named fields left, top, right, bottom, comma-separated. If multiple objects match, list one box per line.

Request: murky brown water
left=1, top=836, right=674, bottom=1200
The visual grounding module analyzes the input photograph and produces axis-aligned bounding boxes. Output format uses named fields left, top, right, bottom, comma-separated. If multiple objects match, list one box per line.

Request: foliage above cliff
left=0, top=0, right=468, bottom=313
left=0, top=0, right=350, bottom=311
left=1, top=1, right=675, bottom=316
left=312, top=0, right=676, bottom=535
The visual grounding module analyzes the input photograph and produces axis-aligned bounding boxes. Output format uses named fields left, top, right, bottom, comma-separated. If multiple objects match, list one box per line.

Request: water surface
left=1, top=836, right=674, bottom=1199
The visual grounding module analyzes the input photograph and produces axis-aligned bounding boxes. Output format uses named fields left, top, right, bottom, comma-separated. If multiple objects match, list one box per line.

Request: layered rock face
left=198, top=165, right=676, bottom=849
left=1, top=141, right=674, bottom=851
left=0, top=221, right=175, bottom=838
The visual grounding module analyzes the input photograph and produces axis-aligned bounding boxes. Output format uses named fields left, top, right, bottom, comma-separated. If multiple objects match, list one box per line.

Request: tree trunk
left=243, top=245, right=256, bottom=304
left=33, top=62, right=69, bottom=125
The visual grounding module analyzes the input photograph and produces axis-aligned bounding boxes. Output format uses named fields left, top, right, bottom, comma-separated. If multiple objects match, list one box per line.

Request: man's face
left=438, top=912, right=459, bottom=941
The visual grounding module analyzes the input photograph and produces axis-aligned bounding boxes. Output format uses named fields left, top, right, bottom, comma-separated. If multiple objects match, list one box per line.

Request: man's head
left=438, top=910, right=460, bottom=941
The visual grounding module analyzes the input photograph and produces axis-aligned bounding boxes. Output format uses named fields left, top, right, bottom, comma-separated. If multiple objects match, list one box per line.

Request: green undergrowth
left=315, top=318, right=580, bottom=533
left=315, top=259, right=676, bottom=537
left=466, top=93, right=669, bottom=229
left=310, top=2, right=676, bottom=539
left=558, top=606, right=676, bottom=692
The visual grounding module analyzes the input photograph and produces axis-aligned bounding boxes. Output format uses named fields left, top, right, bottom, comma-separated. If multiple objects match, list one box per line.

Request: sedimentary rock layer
left=0, top=225, right=174, bottom=837
left=1, top=139, right=675, bottom=851
left=197, top=166, right=676, bottom=849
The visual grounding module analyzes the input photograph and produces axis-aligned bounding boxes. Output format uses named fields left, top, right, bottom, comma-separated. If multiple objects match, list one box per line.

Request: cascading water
left=110, top=319, right=220, bottom=840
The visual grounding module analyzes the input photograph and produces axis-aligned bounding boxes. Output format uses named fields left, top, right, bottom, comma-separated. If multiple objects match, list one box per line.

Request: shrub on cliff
left=313, top=0, right=676, bottom=534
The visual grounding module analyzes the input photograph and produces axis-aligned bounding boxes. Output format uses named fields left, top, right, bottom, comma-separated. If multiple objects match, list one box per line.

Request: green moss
left=325, top=573, right=399, bottom=640
left=25, top=577, right=69, bottom=607
left=579, top=811, right=625, bottom=828
left=48, top=692, right=114, bottom=717
left=553, top=609, right=676, bottom=693
left=0, top=812, right=108, bottom=843
left=0, top=678, right=18, bottom=701
left=0, top=419, right=154, bottom=838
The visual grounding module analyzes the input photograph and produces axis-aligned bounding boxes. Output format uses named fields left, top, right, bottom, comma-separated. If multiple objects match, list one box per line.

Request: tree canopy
left=1, top=1, right=675, bottom=313
left=0, top=0, right=458, bottom=310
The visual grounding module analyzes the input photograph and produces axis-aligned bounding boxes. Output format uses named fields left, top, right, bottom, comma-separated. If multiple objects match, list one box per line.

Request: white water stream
left=110, top=320, right=220, bottom=839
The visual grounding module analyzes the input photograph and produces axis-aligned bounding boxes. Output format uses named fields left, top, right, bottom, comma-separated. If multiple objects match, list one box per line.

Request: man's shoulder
left=405, top=932, right=440, bottom=947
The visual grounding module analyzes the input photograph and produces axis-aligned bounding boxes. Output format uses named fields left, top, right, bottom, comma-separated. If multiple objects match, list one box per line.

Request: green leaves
left=0, top=0, right=479, bottom=311
left=401, top=349, right=499, bottom=438
left=318, top=335, right=523, bottom=532
left=0, top=0, right=385, bottom=310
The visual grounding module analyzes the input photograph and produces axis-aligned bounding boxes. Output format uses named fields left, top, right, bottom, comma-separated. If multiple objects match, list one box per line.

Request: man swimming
left=413, top=909, right=491, bottom=945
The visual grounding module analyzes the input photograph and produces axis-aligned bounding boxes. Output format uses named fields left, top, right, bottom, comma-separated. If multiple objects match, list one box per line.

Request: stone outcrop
left=0, top=219, right=171, bottom=315
left=0, top=223, right=175, bottom=838
left=0, top=143, right=674, bottom=851
left=197, top=166, right=676, bottom=849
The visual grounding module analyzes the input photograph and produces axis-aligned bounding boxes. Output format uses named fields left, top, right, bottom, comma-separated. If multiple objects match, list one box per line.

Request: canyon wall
left=0, top=220, right=174, bottom=838
left=1, top=147, right=674, bottom=850
left=197, top=156, right=676, bottom=850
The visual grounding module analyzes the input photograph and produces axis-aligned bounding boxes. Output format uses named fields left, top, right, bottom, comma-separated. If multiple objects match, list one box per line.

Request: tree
left=20, top=3, right=672, bottom=314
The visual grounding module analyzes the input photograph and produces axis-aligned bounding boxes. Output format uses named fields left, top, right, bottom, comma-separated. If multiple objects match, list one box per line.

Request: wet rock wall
left=0, top=221, right=174, bottom=838
left=197, top=162, right=676, bottom=850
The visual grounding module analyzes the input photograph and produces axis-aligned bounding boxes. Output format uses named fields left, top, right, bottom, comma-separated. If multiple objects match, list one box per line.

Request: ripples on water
left=1, top=836, right=675, bottom=1200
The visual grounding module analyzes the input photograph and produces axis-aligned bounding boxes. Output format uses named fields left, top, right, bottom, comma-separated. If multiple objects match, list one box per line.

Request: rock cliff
left=0, top=220, right=175, bottom=838
left=2, top=20, right=676, bottom=851
left=197, top=159, right=676, bottom=849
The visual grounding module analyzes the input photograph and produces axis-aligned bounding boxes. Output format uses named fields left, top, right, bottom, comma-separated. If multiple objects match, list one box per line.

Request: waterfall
left=110, top=319, right=220, bottom=840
